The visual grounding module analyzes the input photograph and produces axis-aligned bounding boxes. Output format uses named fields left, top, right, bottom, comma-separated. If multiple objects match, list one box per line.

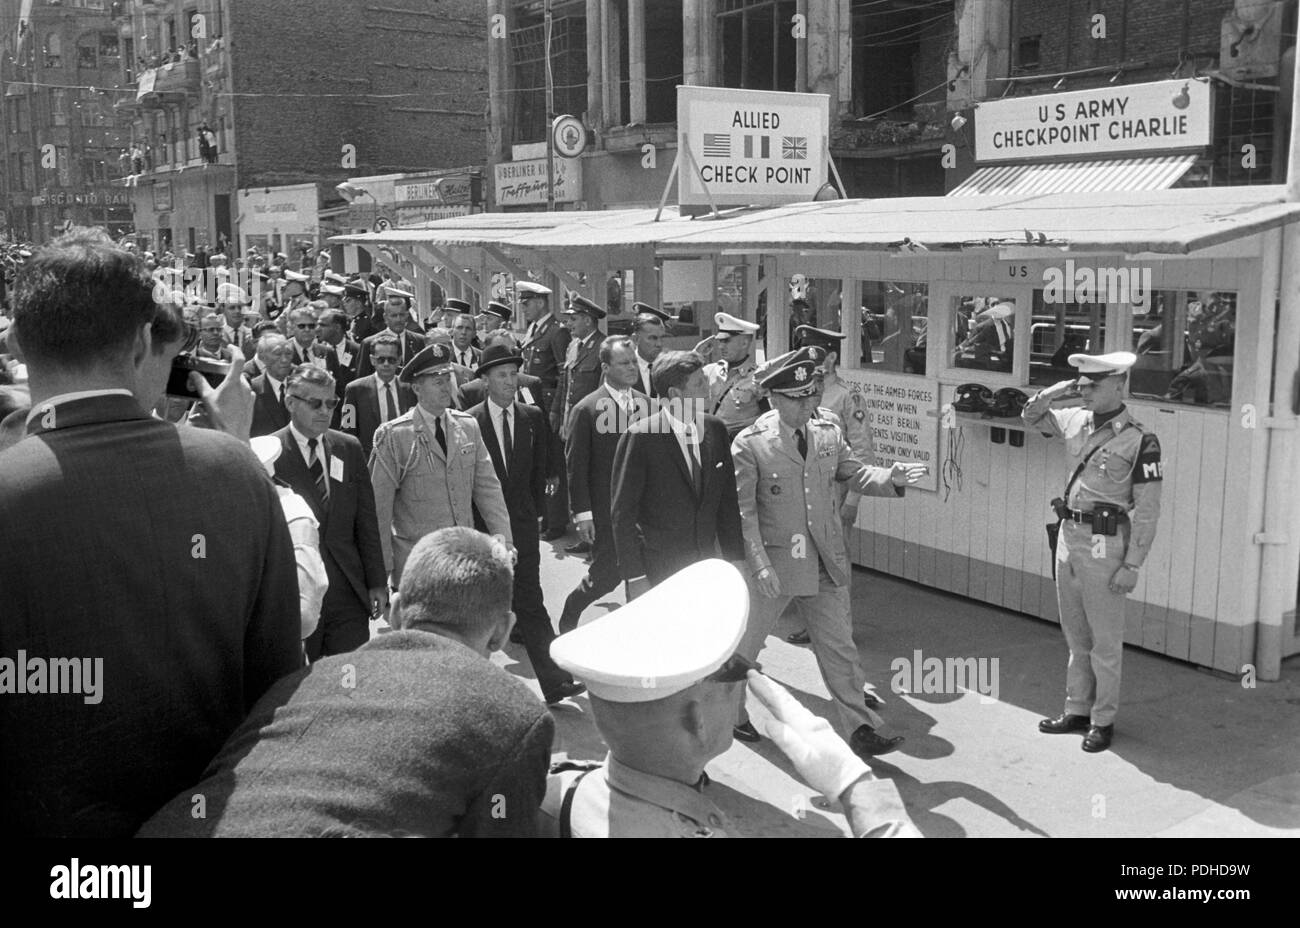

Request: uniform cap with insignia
left=483, top=300, right=513, bottom=322
left=215, top=283, right=252, bottom=305
left=282, top=269, right=309, bottom=283
left=759, top=346, right=826, bottom=397
left=514, top=280, right=552, bottom=297
left=1067, top=350, right=1136, bottom=385
left=550, top=560, right=749, bottom=703
left=632, top=302, right=672, bottom=324
left=563, top=295, right=606, bottom=319
left=399, top=343, right=454, bottom=383
left=794, top=325, right=846, bottom=352
left=343, top=280, right=371, bottom=300
left=714, top=311, right=760, bottom=336
left=444, top=297, right=472, bottom=314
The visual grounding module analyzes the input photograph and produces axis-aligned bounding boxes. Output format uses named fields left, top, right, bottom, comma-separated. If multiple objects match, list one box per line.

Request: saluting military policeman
left=369, top=343, right=513, bottom=587
left=702, top=312, right=768, bottom=439
left=1023, top=351, right=1163, bottom=753
left=731, top=348, right=926, bottom=757
left=541, top=560, right=921, bottom=838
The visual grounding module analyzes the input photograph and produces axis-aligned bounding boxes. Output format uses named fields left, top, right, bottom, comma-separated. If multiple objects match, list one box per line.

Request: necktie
left=434, top=414, right=447, bottom=455
left=686, top=426, right=701, bottom=495
left=501, top=407, right=513, bottom=476
left=795, top=428, right=807, bottom=460
left=307, top=438, right=329, bottom=502
left=278, top=383, right=286, bottom=407
left=383, top=383, right=396, bottom=422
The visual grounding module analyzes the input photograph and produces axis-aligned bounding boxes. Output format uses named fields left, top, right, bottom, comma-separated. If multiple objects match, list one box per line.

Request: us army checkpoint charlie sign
left=677, top=86, right=829, bottom=207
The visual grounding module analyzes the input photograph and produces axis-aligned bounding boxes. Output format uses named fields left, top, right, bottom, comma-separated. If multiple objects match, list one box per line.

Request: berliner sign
left=677, top=86, right=828, bottom=207
left=974, top=78, right=1211, bottom=163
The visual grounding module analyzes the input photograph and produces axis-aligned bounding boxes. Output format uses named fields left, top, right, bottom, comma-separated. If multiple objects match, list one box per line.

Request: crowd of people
left=0, top=228, right=939, bottom=838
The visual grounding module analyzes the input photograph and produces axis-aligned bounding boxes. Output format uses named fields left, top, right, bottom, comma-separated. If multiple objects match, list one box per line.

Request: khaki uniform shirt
left=704, top=357, right=765, bottom=434
left=1022, top=399, right=1163, bottom=566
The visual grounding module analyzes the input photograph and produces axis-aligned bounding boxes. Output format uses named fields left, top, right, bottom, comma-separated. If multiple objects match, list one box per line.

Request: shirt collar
left=488, top=396, right=513, bottom=415
left=415, top=403, right=445, bottom=430
left=265, top=373, right=285, bottom=394
left=605, top=756, right=730, bottom=834
left=605, top=383, right=632, bottom=405
left=287, top=421, right=322, bottom=453
left=25, top=389, right=133, bottom=427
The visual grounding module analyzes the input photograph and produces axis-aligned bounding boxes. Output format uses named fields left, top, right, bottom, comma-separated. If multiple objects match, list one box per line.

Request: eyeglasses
left=294, top=323, right=316, bottom=330
left=372, top=356, right=400, bottom=365
left=705, top=652, right=761, bottom=684
left=288, top=393, right=339, bottom=411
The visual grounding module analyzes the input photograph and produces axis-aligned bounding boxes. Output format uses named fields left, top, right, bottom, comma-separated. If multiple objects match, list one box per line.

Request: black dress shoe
left=565, top=540, right=592, bottom=555
left=850, top=725, right=903, bottom=757
left=786, top=629, right=811, bottom=645
left=540, top=527, right=566, bottom=542
left=1038, top=713, right=1091, bottom=734
left=732, top=721, right=762, bottom=743
left=544, top=681, right=587, bottom=705
left=1082, top=724, right=1114, bottom=753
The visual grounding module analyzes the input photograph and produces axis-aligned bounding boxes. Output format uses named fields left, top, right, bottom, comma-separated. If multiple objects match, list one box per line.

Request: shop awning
left=946, top=154, right=1199, bottom=197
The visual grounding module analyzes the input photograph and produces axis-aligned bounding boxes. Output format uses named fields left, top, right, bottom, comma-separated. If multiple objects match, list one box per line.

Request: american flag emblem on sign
left=702, top=134, right=731, bottom=157
left=782, top=136, right=808, bottom=160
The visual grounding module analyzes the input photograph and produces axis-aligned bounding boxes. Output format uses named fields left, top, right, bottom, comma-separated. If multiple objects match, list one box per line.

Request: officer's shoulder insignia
left=1133, top=431, right=1163, bottom=483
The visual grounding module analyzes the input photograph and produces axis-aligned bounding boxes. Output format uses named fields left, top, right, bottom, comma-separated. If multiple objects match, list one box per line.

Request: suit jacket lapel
left=278, top=429, right=327, bottom=522
left=477, top=405, right=507, bottom=483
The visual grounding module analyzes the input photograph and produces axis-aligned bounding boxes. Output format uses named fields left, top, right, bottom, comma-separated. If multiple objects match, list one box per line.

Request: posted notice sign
left=837, top=370, right=939, bottom=493
left=678, top=86, right=828, bottom=207
left=494, top=156, right=582, bottom=208
left=974, top=79, right=1211, bottom=163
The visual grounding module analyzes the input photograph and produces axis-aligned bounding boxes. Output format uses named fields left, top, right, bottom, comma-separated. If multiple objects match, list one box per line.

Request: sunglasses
left=288, top=394, right=339, bottom=411
left=294, top=323, right=316, bottom=330
left=705, top=652, right=762, bottom=684
left=372, top=356, right=400, bottom=365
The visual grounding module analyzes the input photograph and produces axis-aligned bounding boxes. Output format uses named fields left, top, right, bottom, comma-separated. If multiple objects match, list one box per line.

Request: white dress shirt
left=488, top=396, right=514, bottom=462
left=289, top=422, right=329, bottom=476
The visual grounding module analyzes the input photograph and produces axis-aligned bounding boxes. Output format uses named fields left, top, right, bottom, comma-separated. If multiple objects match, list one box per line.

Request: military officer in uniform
left=1023, top=351, right=1162, bottom=753
left=369, top=344, right=513, bottom=587
left=540, top=560, right=921, bottom=838
left=731, top=349, right=926, bottom=756
left=702, top=312, right=767, bottom=439
left=480, top=300, right=511, bottom=336
left=518, top=280, right=571, bottom=541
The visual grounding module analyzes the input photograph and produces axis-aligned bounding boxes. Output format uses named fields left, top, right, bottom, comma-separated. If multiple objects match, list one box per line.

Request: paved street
left=419, top=539, right=1300, bottom=838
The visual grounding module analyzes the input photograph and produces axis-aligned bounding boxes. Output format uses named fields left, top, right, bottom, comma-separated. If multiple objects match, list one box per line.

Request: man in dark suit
left=449, top=308, right=481, bottom=370
left=340, top=333, right=415, bottom=458
left=276, top=365, right=388, bottom=660
left=558, top=336, right=647, bottom=633
left=629, top=304, right=668, bottom=398
left=456, top=332, right=551, bottom=419
left=249, top=331, right=296, bottom=437
left=138, top=528, right=554, bottom=838
left=286, top=304, right=322, bottom=365
left=468, top=345, right=584, bottom=704
left=309, top=308, right=360, bottom=401
left=612, top=350, right=744, bottom=596
left=355, top=296, right=426, bottom=378
left=0, top=228, right=300, bottom=837
left=518, top=281, right=570, bottom=540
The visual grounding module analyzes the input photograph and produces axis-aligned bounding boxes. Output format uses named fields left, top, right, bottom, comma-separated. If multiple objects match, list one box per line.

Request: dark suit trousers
left=511, top=523, right=571, bottom=696
left=304, top=558, right=370, bottom=662
left=540, top=386, right=568, bottom=533
left=561, top=516, right=621, bottom=626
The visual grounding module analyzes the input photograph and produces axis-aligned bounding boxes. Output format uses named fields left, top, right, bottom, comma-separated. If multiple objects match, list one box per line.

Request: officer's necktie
left=501, top=407, right=513, bottom=477
left=434, top=414, right=447, bottom=455
left=383, top=383, right=396, bottom=422
left=795, top=428, right=807, bottom=460
left=307, top=438, right=329, bottom=503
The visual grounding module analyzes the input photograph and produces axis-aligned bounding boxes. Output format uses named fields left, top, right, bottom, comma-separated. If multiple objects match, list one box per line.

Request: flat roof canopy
left=331, top=185, right=1300, bottom=259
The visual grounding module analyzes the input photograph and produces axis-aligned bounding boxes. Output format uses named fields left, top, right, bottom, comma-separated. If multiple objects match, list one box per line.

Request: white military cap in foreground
left=514, top=280, right=552, bottom=296
left=1067, top=350, right=1137, bottom=381
left=714, top=311, right=760, bottom=335
left=550, top=559, right=748, bottom=703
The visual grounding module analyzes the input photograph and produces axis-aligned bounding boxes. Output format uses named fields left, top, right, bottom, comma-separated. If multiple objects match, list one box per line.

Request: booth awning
left=946, top=154, right=1199, bottom=197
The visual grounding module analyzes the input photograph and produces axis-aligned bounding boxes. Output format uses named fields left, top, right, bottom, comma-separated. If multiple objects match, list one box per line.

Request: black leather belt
left=1055, top=505, right=1128, bottom=525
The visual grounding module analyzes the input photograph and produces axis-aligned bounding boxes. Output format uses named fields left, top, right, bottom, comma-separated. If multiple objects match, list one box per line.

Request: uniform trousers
left=1055, top=522, right=1128, bottom=727
left=736, top=560, right=882, bottom=738
left=510, top=521, right=571, bottom=697
left=560, top=516, right=621, bottom=628
left=304, top=588, right=370, bottom=662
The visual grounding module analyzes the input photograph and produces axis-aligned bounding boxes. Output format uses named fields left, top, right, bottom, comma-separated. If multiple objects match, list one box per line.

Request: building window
left=1016, top=35, right=1041, bottom=71
left=860, top=281, right=928, bottom=374
left=8, top=97, right=31, bottom=134
left=17, top=152, right=34, bottom=191
left=718, top=0, right=796, bottom=92
left=643, top=0, right=683, bottom=123
left=850, top=0, right=954, bottom=119
left=51, top=88, right=68, bottom=126
left=99, top=33, right=120, bottom=61
left=1128, top=290, right=1236, bottom=408
left=77, top=40, right=98, bottom=70
left=123, top=36, right=135, bottom=82
left=43, top=33, right=63, bottom=68
left=509, top=7, right=587, bottom=145
left=1212, top=84, right=1276, bottom=186
left=1028, top=290, right=1106, bottom=386
left=952, top=295, right=1016, bottom=375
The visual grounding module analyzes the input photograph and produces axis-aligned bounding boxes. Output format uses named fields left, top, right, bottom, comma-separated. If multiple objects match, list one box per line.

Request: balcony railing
left=134, top=57, right=200, bottom=105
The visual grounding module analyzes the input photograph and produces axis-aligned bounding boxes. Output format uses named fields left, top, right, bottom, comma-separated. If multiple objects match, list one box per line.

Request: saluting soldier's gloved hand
left=747, top=670, right=871, bottom=801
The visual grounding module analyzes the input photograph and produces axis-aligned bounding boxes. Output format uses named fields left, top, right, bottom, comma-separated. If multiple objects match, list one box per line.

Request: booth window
left=1129, top=290, right=1235, bottom=407
left=1029, top=290, right=1106, bottom=386
left=860, top=281, right=927, bottom=374
left=952, top=295, right=1015, bottom=374
left=718, top=0, right=797, bottom=92
left=785, top=274, right=845, bottom=350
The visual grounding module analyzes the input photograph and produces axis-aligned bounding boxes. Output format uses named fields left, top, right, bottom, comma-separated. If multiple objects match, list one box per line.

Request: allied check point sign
left=678, top=86, right=829, bottom=207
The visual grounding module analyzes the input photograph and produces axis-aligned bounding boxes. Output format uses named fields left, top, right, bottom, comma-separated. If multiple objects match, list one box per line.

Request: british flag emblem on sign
left=782, top=136, right=807, bottom=160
